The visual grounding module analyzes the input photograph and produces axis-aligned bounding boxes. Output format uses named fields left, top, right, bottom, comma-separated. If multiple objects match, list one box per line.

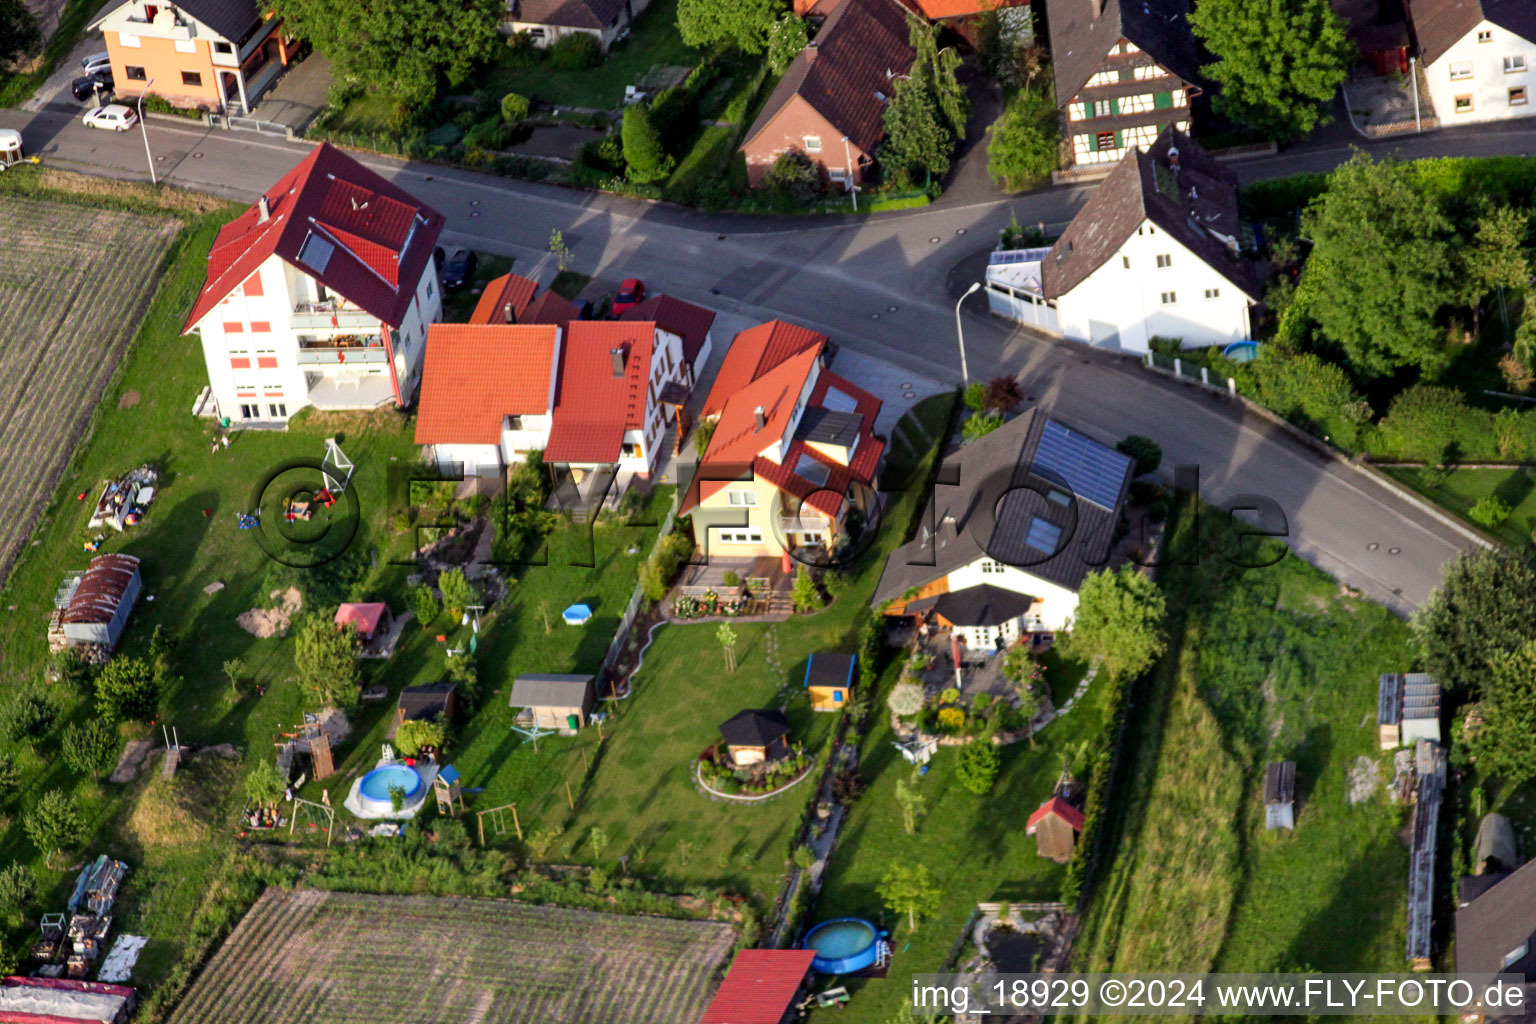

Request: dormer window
left=1503, top=942, right=1528, bottom=969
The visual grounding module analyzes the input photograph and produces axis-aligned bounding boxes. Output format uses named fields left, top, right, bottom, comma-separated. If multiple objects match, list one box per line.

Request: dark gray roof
left=930, top=584, right=1036, bottom=626
left=1408, top=0, right=1536, bottom=64
left=804, top=652, right=856, bottom=688
left=513, top=0, right=626, bottom=30
left=719, top=708, right=791, bottom=747
left=399, top=682, right=455, bottom=721
left=178, top=0, right=263, bottom=41
left=744, top=0, right=917, bottom=158
left=799, top=407, right=865, bottom=447
left=1263, top=762, right=1296, bottom=805
left=873, top=407, right=1134, bottom=606
left=1460, top=870, right=1512, bottom=908
left=1047, top=0, right=1203, bottom=109
left=1041, top=128, right=1263, bottom=302
left=509, top=673, right=595, bottom=708
left=1457, top=856, right=1536, bottom=980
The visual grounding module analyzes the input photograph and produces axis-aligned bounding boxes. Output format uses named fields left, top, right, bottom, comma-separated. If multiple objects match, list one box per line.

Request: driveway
left=249, top=52, right=331, bottom=135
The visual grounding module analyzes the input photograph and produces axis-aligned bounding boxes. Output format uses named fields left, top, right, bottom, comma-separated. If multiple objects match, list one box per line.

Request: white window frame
left=1455, top=93, right=1474, bottom=113
left=803, top=135, right=822, bottom=153
left=1160, top=291, right=1177, bottom=305
left=1449, top=61, right=1473, bottom=80
left=717, top=528, right=763, bottom=544
left=1155, top=254, right=1172, bottom=268
left=1478, top=29, right=1493, bottom=43
left=1133, top=64, right=1164, bottom=81
left=1204, top=288, right=1221, bottom=300
left=1118, top=92, right=1155, bottom=114
left=1512, top=85, right=1530, bottom=106
left=1504, top=54, right=1527, bottom=74
left=726, top=489, right=758, bottom=507
left=1087, top=70, right=1117, bottom=87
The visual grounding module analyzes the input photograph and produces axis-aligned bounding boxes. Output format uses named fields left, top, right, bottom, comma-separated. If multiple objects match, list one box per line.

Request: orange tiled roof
left=414, top=324, right=560, bottom=445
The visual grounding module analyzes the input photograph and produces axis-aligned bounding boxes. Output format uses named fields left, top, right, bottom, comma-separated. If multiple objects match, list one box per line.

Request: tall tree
left=881, top=77, right=953, bottom=183
left=766, top=13, right=808, bottom=75
left=907, top=14, right=967, bottom=138
left=0, top=0, right=38, bottom=65
left=894, top=776, right=926, bottom=835
left=294, top=614, right=361, bottom=707
left=1188, top=0, right=1352, bottom=139
left=621, top=104, right=674, bottom=184
left=1299, top=155, right=1460, bottom=378
left=878, top=862, right=942, bottom=930
left=1460, top=204, right=1531, bottom=335
left=1470, top=639, right=1536, bottom=785
left=24, top=791, right=83, bottom=868
left=1413, top=549, right=1536, bottom=697
left=676, top=0, right=783, bottom=54
left=986, top=89, right=1057, bottom=191
left=1057, top=566, right=1167, bottom=682
left=2, top=687, right=56, bottom=753
left=272, top=0, right=502, bottom=107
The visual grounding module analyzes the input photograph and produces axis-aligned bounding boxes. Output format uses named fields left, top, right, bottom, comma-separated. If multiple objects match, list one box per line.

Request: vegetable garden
left=0, top=197, right=180, bottom=584
left=167, top=888, right=735, bottom=1024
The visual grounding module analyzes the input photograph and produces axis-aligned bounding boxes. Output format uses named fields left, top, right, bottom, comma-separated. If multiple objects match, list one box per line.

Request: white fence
left=985, top=280, right=1061, bottom=333
left=1143, top=351, right=1238, bottom=396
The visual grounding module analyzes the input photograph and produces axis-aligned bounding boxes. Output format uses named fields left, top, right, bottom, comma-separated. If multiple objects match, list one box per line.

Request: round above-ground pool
left=357, top=764, right=424, bottom=816
left=1223, top=340, right=1261, bottom=363
left=803, top=918, right=882, bottom=974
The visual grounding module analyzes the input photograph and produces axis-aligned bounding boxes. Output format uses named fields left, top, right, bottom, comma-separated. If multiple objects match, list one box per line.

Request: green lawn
left=1384, top=466, right=1532, bottom=552
left=1072, top=498, right=1428, bottom=1000
left=880, top=392, right=958, bottom=491
left=807, top=651, right=1109, bottom=1024
left=486, top=0, right=700, bottom=111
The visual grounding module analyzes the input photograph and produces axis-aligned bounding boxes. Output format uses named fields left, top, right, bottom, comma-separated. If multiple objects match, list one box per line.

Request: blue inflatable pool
left=803, top=918, right=882, bottom=974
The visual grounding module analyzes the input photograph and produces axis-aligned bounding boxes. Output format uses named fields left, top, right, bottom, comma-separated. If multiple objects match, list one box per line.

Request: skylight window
left=1024, top=517, right=1062, bottom=555
left=297, top=233, right=334, bottom=273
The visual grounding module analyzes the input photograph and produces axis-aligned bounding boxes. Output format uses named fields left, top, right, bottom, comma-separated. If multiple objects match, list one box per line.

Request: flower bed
left=672, top=590, right=748, bottom=619
left=694, top=744, right=813, bottom=799
left=695, top=756, right=814, bottom=802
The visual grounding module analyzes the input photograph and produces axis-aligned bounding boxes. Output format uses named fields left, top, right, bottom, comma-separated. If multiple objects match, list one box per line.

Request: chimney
left=754, top=406, right=767, bottom=431
left=1168, top=145, right=1181, bottom=172
left=503, top=302, right=515, bottom=324
left=610, top=347, right=626, bottom=377
left=257, top=194, right=270, bottom=223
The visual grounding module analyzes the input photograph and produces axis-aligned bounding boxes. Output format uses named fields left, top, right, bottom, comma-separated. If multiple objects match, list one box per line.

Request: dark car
left=433, top=245, right=445, bottom=271
left=441, top=248, right=477, bottom=289
left=71, top=71, right=113, bottom=102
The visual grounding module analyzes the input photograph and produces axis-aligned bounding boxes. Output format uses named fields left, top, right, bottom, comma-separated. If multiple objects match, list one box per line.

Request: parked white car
left=80, top=51, right=111, bottom=75
left=82, top=104, right=138, bottom=131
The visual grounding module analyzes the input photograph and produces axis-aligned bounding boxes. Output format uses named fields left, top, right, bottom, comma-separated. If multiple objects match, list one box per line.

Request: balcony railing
left=290, top=301, right=378, bottom=331
left=295, top=348, right=388, bottom=365
left=779, top=516, right=831, bottom=534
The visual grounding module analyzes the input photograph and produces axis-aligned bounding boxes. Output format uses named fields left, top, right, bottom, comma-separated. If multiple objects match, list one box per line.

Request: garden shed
left=698, top=948, right=817, bottom=1024
left=1264, top=761, right=1296, bottom=830
left=396, top=682, right=456, bottom=726
left=51, top=554, right=142, bottom=652
left=1026, top=796, right=1084, bottom=863
left=335, top=602, right=392, bottom=642
left=0, top=976, right=135, bottom=1023
left=719, top=710, right=791, bottom=767
left=508, top=673, right=596, bottom=735
left=804, top=653, right=856, bottom=712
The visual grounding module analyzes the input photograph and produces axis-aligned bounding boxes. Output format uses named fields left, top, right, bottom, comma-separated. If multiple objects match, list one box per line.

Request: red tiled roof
left=182, top=142, right=444, bottom=334
left=1028, top=796, right=1085, bottom=832
left=334, top=602, right=388, bottom=634
left=684, top=344, right=884, bottom=519
left=545, top=322, right=655, bottom=464
left=414, top=324, right=560, bottom=445
left=470, top=272, right=540, bottom=324
left=521, top=290, right=582, bottom=328
left=909, top=0, right=1025, bottom=15
left=702, top=320, right=827, bottom=419
left=618, top=294, right=717, bottom=367
left=698, top=949, right=816, bottom=1024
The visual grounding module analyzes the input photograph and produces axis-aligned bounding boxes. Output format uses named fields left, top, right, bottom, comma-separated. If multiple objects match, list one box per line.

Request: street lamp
left=954, top=281, right=982, bottom=386
left=136, top=79, right=157, bottom=186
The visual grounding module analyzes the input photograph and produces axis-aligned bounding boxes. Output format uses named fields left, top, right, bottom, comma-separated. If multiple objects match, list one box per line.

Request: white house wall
left=1054, top=217, right=1252, bottom=353
left=1424, top=20, right=1536, bottom=125
left=434, top=443, right=502, bottom=478
left=946, top=558, right=1083, bottom=632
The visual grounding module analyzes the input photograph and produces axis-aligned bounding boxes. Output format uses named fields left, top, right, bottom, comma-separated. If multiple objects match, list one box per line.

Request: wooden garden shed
left=1026, top=796, right=1084, bottom=863
left=718, top=709, right=791, bottom=767
left=803, top=653, right=856, bottom=712
left=508, top=674, right=596, bottom=735
left=396, top=682, right=456, bottom=726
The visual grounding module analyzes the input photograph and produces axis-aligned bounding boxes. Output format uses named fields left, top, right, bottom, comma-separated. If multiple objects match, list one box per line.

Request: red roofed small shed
left=1027, top=796, right=1085, bottom=864
left=698, top=949, right=816, bottom=1024
left=335, top=602, right=391, bottom=641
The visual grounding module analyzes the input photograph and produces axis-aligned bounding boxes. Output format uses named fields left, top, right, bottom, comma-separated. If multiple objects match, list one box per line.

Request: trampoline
left=803, top=918, right=883, bottom=974
left=562, top=603, right=593, bottom=625
left=357, top=764, right=424, bottom=816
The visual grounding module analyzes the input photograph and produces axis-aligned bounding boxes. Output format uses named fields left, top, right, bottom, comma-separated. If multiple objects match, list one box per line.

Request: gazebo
left=719, top=709, right=791, bottom=767
left=335, top=602, right=392, bottom=642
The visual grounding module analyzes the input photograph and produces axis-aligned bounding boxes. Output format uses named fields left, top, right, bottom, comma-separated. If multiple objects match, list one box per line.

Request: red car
left=612, top=278, right=645, bottom=316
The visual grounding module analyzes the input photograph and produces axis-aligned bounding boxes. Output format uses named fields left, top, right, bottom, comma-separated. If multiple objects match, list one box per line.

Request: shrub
left=246, top=759, right=286, bottom=807
left=1378, top=384, right=1467, bottom=463
left=501, top=91, right=531, bottom=124
left=983, top=375, right=1023, bottom=414
left=1115, top=435, right=1162, bottom=476
left=408, top=585, right=440, bottom=628
left=25, top=791, right=83, bottom=865
left=642, top=532, right=691, bottom=601
left=2, top=688, right=56, bottom=750
left=791, top=566, right=822, bottom=613
left=396, top=719, right=446, bottom=758
left=887, top=681, right=925, bottom=717
left=762, top=150, right=823, bottom=206
left=963, top=381, right=987, bottom=411
left=962, top=413, right=1004, bottom=442
left=505, top=31, right=544, bottom=67
left=438, top=568, right=478, bottom=620
left=1470, top=495, right=1513, bottom=529
left=1253, top=351, right=1372, bottom=447
left=621, top=104, right=674, bottom=184
left=94, top=656, right=162, bottom=723
left=464, top=117, right=513, bottom=151
left=721, top=570, right=741, bottom=587
left=831, top=769, right=865, bottom=803
left=956, top=740, right=1001, bottom=794
left=0, top=864, right=37, bottom=918
left=61, top=720, right=118, bottom=778
left=936, top=706, right=965, bottom=732
left=549, top=32, right=602, bottom=70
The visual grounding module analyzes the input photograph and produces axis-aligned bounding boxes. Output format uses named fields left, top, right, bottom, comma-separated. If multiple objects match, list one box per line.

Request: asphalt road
left=3, top=101, right=1515, bottom=613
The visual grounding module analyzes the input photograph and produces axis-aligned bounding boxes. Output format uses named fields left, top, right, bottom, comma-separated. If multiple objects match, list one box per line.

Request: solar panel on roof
left=298, top=232, right=334, bottom=273
left=1033, top=420, right=1131, bottom=510
left=1024, top=517, right=1061, bottom=554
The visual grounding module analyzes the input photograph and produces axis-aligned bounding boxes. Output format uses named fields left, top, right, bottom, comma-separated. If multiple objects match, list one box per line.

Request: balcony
left=295, top=347, right=388, bottom=365
left=290, top=301, right=379, bottom=331
left=779, top=515, right=831, bottom=535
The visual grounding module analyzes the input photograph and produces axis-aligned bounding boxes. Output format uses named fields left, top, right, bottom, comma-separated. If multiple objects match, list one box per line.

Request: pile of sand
left=237, top=587, right=303, bottom=638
